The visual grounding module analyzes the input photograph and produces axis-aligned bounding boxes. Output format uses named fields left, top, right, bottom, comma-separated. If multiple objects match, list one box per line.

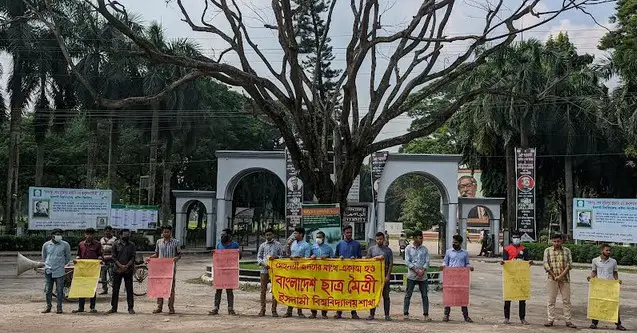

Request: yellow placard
left=68, top=259, right=101, bottom=298
left=588, top=278, right=620, bottom=323
left=503, top=261, right=531, bottom=300
left=269, top=258, right=385, bottom=311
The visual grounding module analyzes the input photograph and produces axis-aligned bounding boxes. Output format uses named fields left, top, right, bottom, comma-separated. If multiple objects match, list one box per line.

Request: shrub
left=0, top=234, right=151, bottom=251
left=521, top=242, right=637, bottom=265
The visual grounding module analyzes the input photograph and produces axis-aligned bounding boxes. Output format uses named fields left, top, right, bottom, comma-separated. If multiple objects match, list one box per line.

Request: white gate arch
left=215, top=151, right=286, bottom=242
left=375, top=154, right=462, bottom=251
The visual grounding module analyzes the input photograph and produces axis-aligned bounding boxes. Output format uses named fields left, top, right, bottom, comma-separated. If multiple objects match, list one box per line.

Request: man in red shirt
left=73, top=228, right=102, bottom=313
left=500, top=231, right=533, bottom=325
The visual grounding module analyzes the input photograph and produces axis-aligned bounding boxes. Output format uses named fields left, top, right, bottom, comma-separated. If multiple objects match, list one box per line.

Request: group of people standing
left=40, top=225, right=627, bottom=331
left=40, top=225, right=180, bottom=315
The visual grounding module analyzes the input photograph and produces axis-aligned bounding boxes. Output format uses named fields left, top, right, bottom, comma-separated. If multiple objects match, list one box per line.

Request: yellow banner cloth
left=68, top=259, right=101, bottom=298
left=588, top=278, right=620, bottom=323
left=269, top=258, right=384, bottom=311
left=503, top=260, right=531, bottom=301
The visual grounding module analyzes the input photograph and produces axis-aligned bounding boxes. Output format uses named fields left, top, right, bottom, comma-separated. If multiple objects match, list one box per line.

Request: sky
left=0, top=0, right=618, bottom=152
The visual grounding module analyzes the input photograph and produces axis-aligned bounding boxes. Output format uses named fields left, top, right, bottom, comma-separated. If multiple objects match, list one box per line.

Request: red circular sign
left=516, top=175, right=535, bottom=192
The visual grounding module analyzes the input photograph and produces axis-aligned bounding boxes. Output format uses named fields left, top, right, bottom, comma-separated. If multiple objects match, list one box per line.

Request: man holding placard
left=500, top=231, right=532, bottom=325
left=210, top=228, right=240, bottom=316
left=73, top=228, right=102, bottom=314
left=588, top=244, right=626, bottom=331
left=442, top=235, right=473, bottom=323
left=149, top=225, right=181, bottom=315
left=543, top=233, right=576, bottom=328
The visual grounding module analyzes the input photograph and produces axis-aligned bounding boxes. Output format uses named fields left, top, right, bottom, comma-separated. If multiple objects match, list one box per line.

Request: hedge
left=0, top=234, right=152, bottom=252
left=521, top=243, right=637, bottom=266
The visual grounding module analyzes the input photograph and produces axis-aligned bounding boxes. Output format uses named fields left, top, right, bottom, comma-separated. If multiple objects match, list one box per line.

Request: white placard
left=28, top=187, right=112, bottom=230
left=573, top=198, right=637, bottom=243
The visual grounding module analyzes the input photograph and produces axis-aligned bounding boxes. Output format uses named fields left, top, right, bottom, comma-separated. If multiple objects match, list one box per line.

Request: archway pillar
left=216, top=198, right=229, bottom=242
left=447, top=203, right=458, bottom=251
left=206, top=212, right=216, bottom=249
left=376, top=201, right=386, bottom=238
left=175, top=211, right=187, bottom=246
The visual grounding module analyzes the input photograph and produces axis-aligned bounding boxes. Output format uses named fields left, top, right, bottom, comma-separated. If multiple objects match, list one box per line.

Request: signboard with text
left=573, top=198, right=637, bottom=243
left=515, top=148, right=537, bottom=242
left=109, top=204, right=159, bottom=230
left=302, top=204, right=342, bottom=252
left=28, top=187, right=112, bottom=230
left=285, top=148, right=303, bottom=232
left=343, top=205, right=369, bottom=241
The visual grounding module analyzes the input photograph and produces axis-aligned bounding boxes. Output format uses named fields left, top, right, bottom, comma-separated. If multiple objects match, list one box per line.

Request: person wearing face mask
left=442, top=234, right=474, bottom=323
left=107, top=229, right=136, bottom=315
left=73, top=228, right=102, bottom=314
left=500, top=231, right=533, bottom=325
left=210, top=228, right=241, bottom=316
left=256, top=228, right=284, bottom=317
left=309, top=231, right=334, bottom=319
left=41, top=229, right=72, bottom=314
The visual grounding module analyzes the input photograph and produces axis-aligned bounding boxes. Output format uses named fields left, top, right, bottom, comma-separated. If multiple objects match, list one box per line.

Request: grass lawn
left=239, top=262, right=440, bottom=274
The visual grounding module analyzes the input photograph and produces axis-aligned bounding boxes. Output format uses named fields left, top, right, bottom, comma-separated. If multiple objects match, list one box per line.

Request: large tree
left=34, top=0, right=605, bottom=211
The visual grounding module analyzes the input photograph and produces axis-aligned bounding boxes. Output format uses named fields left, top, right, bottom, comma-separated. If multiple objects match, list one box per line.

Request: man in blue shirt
left=41, top=229, right=72, bottom=314
left=443, top=235, right=474, bottom=323
left=334, top=225, right=361, bottom=319
left=310, top=231, right=333, bottom=319
left=210, top=228, right=240, bottom=316
left=403, top=230, right=430, bottom=321
left=285, top=226, right=310, bottom=318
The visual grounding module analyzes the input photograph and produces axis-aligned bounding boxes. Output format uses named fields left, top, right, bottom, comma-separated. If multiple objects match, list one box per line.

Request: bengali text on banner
left=503, top=261, right=531, bottom=300
left=213, top=249, right=240, bottom=289
left=147, top=258, right=175, bottom=298
left=68, top=259, right=101, bottom=298
left=269, top=258, right=385, bottom=311
left=588, top=278, right=620, bottom=323
left=443, top=267, right=470, bottom=307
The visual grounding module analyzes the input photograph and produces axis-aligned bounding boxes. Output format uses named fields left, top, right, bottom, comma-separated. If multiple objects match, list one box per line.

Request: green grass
left=238, top=262, right=440, bottom=274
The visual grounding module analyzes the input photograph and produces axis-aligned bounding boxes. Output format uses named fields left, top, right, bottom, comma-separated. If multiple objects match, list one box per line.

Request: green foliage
left=521, top=243, right=637, bottom=265
left=0, top=234, right=151, bottom=251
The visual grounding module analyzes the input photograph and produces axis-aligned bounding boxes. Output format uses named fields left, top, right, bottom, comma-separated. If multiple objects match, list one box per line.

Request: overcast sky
left=1, top=0, right=617, bottom=152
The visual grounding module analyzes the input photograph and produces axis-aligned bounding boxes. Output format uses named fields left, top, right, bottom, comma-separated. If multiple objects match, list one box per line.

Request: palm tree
left=0, top=0, right=40, bottom=230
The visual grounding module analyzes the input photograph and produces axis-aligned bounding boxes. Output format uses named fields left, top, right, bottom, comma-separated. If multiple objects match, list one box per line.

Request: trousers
left=504, top=300, right=526, bottom=320
left=259, top=273, right=277, bottom=313
left=369, top=283, right=391, bottom=317
left=78, top=293, right=97, bottom=310
left=44, top=273, right=65, bottom=310
left=403, top=279, right=429, bottom=315
left=157, top=274, right=176, bottom=310
left=111, top=272, right=134, bottom=311
left=214, top=289, right=235, bottom=310
left=547, top=280, right=571, bottom=322
left=444, top=306, right=469, bottom=317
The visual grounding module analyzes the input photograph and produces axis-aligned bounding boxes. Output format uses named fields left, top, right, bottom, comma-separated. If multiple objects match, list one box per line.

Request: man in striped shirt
left=256, top=228, right=284, bottom=317
left=149, top=225, right=181, bottom=315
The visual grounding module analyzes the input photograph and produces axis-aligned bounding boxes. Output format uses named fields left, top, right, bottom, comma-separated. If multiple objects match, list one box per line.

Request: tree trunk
left=6, top=104, right=22, bottom=231
left=34, top=143, right=45, bottom=186
left=86, top=114, right=98, bottom=188
left=106, top=114, right=119, bottom=190
left=564, top=156, right=573, bottom=240
left=148, top=102, right=159, bottom=205
left=505, top=139, right=516, bottom=231
left=160, top=137, right=173, bottom=225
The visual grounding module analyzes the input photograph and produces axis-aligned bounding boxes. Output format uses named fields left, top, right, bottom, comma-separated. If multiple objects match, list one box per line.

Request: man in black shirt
left=107, top=229, right=136, bottom=314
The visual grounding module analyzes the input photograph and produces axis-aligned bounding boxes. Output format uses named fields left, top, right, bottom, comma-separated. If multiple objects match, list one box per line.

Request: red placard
left=213, top=249, right=240, bottom=289
left=147, top=258, right=175, bottom=298
left=443, top=267, right=470, bottom=307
